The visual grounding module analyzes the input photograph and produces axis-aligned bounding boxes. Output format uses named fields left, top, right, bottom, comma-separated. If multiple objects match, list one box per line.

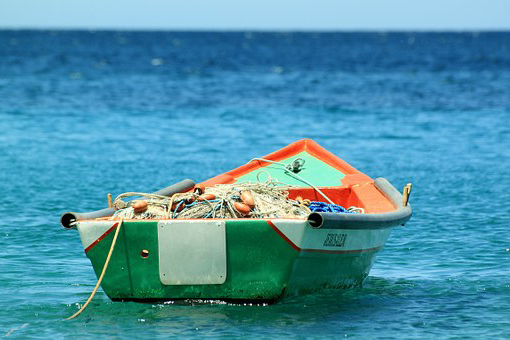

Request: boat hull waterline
left=77, top=219, right=392, bottom=302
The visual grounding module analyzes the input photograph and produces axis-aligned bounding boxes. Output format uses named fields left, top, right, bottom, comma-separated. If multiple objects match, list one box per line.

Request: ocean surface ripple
left=0, top=31, right=509, bottom=338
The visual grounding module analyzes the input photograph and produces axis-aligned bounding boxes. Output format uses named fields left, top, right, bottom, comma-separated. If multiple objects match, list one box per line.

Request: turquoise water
left=1, top=31, right=509, bottom=338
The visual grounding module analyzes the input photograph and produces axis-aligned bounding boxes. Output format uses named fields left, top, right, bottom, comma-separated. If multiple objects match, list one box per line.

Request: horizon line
left=1, top=27, right=510, bottom=33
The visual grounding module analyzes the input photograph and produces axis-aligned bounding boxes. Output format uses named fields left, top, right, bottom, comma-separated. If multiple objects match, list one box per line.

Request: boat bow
left=308, top=177, right=412, bottom=229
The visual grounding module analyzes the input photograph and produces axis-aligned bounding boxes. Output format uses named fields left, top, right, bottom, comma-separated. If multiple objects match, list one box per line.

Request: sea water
left=0, top=31, right=509, bottom=338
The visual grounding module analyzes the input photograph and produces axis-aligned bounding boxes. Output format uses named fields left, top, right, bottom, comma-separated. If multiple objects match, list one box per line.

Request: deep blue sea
left=0, top=31, right=509, bottom=338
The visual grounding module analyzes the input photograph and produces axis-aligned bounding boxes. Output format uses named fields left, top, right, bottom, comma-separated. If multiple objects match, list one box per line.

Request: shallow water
left=0, top=31, right=509, bottom=338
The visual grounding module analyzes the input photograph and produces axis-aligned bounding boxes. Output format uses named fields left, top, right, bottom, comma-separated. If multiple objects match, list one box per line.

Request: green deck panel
left=234, top=151, right=345, bottom=187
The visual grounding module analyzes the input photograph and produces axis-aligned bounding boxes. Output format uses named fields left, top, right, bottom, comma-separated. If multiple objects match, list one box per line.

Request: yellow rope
left=66, top=220, right=123, bottom=320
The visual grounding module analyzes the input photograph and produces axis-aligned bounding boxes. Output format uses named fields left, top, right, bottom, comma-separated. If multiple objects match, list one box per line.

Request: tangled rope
left=110, top=157, right=363, bottom=221
left=111, top=181, right=312, bottom=220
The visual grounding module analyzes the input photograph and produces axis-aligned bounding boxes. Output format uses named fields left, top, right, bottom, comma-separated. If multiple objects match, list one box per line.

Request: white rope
left=249, top=158, right=336, bottom=205
left=348, top=206, right=365, bottom=214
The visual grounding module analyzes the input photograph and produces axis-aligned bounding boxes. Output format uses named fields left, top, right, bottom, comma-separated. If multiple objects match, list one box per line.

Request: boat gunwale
left=307, top=178, right=412, bottom=229
left=77, top=177, right=411, bottom=229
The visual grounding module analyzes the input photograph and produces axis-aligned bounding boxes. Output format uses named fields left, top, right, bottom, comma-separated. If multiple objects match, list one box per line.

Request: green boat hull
left=78, top=219, right=391, bottom=302
left=68, top=140, right=412, bottom=302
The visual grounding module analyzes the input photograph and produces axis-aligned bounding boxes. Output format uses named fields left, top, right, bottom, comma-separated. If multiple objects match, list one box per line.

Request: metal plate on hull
left=158, top=220, right=227, bottom=285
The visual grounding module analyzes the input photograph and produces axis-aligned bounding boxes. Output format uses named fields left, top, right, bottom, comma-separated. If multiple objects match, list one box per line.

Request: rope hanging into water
left=249, top=157, right=336, bottom=205
left=66, top=220, right=123, bottom=320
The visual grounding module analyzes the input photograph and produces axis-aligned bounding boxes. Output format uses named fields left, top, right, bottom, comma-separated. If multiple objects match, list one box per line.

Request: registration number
left=323, top=233, right=347, bottom=247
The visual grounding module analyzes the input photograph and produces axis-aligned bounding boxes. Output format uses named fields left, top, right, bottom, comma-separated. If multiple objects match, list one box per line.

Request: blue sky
left=1, top=0, right=509, bottom=30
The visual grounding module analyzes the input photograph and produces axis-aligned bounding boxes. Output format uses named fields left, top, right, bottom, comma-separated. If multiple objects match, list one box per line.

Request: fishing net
left=110, top=181, right=312, bottom=220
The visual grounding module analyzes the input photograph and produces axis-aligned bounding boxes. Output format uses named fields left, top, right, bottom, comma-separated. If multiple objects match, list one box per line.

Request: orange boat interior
left=198, top=139, right=397, bottom=214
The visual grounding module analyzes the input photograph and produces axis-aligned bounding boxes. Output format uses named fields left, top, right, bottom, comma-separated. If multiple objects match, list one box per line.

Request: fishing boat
left=61, top=139, right=412, bottom=303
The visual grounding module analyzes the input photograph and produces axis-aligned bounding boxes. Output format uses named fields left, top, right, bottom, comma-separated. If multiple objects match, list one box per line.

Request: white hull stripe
left=268, top=220, right=391, bottom=253
left=77, top=219, right=391, bottom=255
left=77, top=221, right=118, bottom=252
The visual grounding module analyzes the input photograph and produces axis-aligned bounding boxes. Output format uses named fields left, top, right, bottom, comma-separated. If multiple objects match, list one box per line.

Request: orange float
left=171, top=201, right=185, bottom=212
left=234, top=202, right=251, bottom=216
left=197, top=193, right=216, bottom=201
left=240, top=191, right=255, bottom=208
left=132, top=200, right=148, bottom=213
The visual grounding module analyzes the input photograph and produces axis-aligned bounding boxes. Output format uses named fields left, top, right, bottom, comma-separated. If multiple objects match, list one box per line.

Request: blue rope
left=172, top=200, right=186, bottom=218
left=204, top=203, right=222, bottom=218
left=308, top=201, right=351, bottom=213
